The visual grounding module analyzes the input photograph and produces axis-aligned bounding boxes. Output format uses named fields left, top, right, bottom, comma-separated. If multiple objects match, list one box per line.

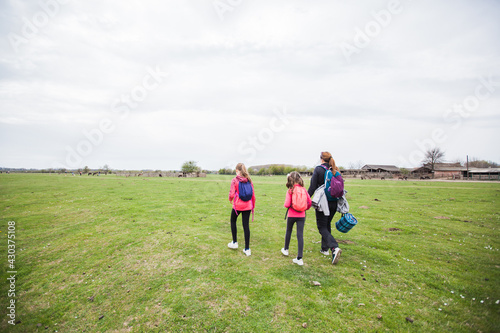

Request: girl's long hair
left=320, top=151, right=340, bottom=172
left=286, top=171, right=304, bottom=189
left=235, top=163, right=252, bottom=183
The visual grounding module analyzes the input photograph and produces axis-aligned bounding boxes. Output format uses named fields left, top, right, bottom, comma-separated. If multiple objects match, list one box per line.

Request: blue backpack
left=238, top=181, right=253, bottom=201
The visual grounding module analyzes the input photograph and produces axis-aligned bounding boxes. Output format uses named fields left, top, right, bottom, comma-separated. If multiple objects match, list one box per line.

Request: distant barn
left=463, top=168, right=500, bottom=181
left=362, top=165, right=400, bottom=173
left=412, top=163, right=464, bottom=179
left=360, top=164, right=400, bottom=179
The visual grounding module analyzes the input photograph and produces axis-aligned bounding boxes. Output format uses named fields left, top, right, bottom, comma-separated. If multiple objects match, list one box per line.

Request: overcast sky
left=1, top=0, right=499, bottom=171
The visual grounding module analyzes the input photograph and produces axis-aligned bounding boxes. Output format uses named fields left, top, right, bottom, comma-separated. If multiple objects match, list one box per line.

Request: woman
left=307, top=152, right=342, bottom=264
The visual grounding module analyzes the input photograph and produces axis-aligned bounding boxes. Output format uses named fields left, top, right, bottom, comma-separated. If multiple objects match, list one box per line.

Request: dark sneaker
left=332, top=248, right=342, bottom=265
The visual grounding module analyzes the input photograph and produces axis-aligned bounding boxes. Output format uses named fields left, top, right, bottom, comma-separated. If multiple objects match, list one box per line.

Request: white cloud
left=1, top=0, right=499, bottom=170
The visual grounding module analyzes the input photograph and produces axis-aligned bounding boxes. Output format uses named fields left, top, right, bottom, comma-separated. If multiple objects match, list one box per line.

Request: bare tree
left=355, top=160, right=365, bottom=169
left=102, top=164, right=110, bottom=174
left=423, top=147, right=445, bottom=172
left=347, top=160, right=364, bottom=170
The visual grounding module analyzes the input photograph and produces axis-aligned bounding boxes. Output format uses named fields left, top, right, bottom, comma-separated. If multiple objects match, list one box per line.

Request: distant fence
left=116, top=172, right=207, bottom=178
left=343, top=171, right=401, bottom=179
left=465, top=174, right=500, bottom=181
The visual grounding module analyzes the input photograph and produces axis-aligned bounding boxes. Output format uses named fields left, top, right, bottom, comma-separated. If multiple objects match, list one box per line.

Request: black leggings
left=315, top=200, right=339, bottom=251
left=230, top=209, right=251, bottom=249
left=284, top=217, right=305, bottom=258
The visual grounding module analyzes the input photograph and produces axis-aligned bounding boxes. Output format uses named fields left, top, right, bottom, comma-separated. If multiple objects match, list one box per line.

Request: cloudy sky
left=1, top=0, right=499, bottom=171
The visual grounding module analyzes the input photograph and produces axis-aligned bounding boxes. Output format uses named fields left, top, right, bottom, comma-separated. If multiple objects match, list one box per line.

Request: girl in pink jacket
left=281, top=171, right=312, bottom=266
left=228, top=163, right=256, bottom=256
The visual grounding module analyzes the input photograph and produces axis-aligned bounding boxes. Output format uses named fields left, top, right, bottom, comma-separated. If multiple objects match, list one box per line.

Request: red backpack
left=290, top=186, right=308, bottom=212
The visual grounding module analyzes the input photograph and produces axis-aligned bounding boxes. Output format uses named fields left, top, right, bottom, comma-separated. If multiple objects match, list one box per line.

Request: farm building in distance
left=342, top=163, right=499, bottom=181
left=360, top=164, right=400, bottom=178
left=464, top=168, right=500, bottom=180
left=412, top=163, right=465, bottom=179
left=361, top=164, right=400, bottom=173
left=336, top=164, right=402, bottom=179
left=407, top=163, right=499, bottom=180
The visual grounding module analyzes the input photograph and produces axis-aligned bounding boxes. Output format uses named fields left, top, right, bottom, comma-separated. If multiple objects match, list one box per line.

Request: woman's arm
left=308, top=166, right=321, bottom=197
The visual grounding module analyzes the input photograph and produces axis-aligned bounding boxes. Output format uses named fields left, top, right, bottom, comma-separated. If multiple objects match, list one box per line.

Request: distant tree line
left=218, top=168, right=235, bottom=175
left=218, top=165, right=314, bottom=176
left=423, top=148, right=499, bottom=169
left=5, top=153, right=499, bottom=175
left=37, top=165, right=112, bottom=174
left=467, top=158, right=499, bottom=168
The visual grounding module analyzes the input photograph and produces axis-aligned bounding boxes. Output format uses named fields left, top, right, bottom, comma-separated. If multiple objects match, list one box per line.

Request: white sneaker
left=281, top=248, right=289, bottom=256
left=332, top=247, right=342, bottom=265
left=228, top=241, right=238, bottom=249
left=243, top=249, right=251, bottom=256
left=320, top=250, right=329, bottom=256
left=293, top=258, right=304, bottom=266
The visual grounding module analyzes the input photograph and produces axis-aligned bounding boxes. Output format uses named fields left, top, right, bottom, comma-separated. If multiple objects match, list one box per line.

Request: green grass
left=0, top=174, right=499, bottom=332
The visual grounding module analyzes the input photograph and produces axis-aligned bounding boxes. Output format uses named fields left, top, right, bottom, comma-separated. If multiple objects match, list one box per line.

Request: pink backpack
left=291, top=186, right=308, bottom=212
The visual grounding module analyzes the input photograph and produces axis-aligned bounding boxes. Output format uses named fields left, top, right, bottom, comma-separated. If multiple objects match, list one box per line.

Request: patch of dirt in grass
left=272, top=302, right=287, bottom=321
left=194, top=265, right=209, bottom=273
left=434, top=216, right=450, bottom=219
left=123, top=252, right=184, bottom=273
left=388, top=228, right=402, bottom=232
left=120, top=317, right=139, bottom=332
left=48, top=258, right=64, bottom=266
left=337, top=240, right=355, bottom=245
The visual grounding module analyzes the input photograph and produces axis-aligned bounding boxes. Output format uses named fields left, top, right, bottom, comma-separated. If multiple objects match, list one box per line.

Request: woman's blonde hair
left=320, top=151, right=339, bottom=172
left=235, top=163, right=252, bottom=183
left=286, top=171, right=304, bottom=189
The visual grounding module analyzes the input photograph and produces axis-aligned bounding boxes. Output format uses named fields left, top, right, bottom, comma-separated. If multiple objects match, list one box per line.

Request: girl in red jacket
left=281, top=171, right=312, bottom=266
left=228, top=163, right=256, bottom=256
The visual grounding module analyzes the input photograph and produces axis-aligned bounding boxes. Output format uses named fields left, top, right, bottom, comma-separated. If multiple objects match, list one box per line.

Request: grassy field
left=0, top=173, right=499, bottom=332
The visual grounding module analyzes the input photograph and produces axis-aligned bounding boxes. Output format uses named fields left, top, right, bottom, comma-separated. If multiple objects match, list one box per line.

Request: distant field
left=0, top=174, right=499, bottom=332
